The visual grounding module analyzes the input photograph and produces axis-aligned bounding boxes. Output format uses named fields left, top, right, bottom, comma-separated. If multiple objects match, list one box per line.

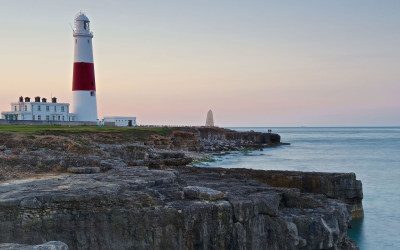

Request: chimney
left=24, top=97, right=30, bottom=102
left=42, top=98, right=47, bottom=103
left=52, top=97, right=57, bottom=103
left=34, top=96, right=40, bottom=102
left=19, top=96, right=23, bottom=102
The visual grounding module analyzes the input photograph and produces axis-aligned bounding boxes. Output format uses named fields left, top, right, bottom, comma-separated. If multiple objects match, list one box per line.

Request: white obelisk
left=205, top=110, right=214, bottom=127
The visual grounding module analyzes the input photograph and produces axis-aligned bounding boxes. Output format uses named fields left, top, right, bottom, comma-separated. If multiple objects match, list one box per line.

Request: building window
left=62, top=116, right=65, bottom=121
left=19, top=106, right=21, bottom=111
left=54, top=106, right=57, bottom=112
left=46, top=115, right=49, bottom=121
left=33, top=115, right=35, bottom=120
left=14, top=106, right=17, bottom=111
left=46, top=106, right=49, bottom=111
left=37, top=106, right=41, bottom=111
left=24, top=105, right=27, bottom=111
left=58, top=116, right=60, bottom=120
left=38, top=115, right=41, bottom=120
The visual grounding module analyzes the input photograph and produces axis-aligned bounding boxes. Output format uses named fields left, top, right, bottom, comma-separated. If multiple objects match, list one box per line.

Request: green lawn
left=0, top=125, right=174, bottom=136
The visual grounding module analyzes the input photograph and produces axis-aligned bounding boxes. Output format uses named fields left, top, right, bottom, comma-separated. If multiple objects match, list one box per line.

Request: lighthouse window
left=91, top=82, right=94, bottom=86
left=90, top=91, right=95, bottom=96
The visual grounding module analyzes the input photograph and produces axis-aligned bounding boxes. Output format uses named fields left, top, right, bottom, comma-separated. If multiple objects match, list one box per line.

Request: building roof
left=75, top=12, right=90, bottom=22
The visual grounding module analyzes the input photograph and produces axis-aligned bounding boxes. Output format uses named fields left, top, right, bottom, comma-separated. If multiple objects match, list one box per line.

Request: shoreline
left=0, top=126, right=362, bottom=249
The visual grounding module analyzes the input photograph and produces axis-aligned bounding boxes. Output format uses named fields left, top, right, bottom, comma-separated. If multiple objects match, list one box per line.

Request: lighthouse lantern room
left=72, top=12, right=98, bottom=122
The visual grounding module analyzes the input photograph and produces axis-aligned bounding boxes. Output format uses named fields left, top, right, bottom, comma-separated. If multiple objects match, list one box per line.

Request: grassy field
left=0, top=125, right=174, bottom=136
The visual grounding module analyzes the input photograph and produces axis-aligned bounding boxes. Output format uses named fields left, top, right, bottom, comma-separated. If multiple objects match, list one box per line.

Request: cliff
left=0, top=126, right=361, bottom=249
left=174, top=167, right=364, bottom=219
left=0, top=165, right=357, bottom=249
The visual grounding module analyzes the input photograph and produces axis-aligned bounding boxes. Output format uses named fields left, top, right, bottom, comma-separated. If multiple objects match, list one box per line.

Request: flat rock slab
left=0, top=166, right=357, bottom=250
left=67, top=167, right=100, bottom=174
left=0, top=241, right=68, bottom=250
left=183, top=186, right=224, bottom=200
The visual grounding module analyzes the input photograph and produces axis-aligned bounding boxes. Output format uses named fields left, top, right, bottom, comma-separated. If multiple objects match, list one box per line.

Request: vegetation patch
left=190, top=155, right=216, bottom=166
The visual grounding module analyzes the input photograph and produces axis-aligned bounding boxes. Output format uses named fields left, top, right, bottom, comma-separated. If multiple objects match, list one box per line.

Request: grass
left=0, top=125, right=174, bottom=136
left=238, top=147, right=256, bottom=152
left=190, top=155, right=216, bottom=166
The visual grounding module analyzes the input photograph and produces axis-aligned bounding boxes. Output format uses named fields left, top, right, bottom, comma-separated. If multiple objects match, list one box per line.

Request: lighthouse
left=72, top=12, right=98, bottom=121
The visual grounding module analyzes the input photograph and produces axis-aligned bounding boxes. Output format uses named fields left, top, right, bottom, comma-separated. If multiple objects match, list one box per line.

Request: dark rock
left=0, top=241, right=68, bottom=250
left=3, top=150, right=12, bottom=155
left=183, top=186, right=224, bottom=201
left=0, top=167, right=357, bottom=249
left=176, top=166, right=364, bottom=219
left=67, top=167, right=100, bottom=174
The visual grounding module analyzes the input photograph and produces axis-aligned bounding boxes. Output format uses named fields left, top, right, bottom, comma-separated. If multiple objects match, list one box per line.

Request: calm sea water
left=205, top=127, right=400, bottom=250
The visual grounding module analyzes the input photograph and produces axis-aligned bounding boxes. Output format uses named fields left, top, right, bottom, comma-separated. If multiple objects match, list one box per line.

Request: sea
left=204, top=127, right=400, bottom=250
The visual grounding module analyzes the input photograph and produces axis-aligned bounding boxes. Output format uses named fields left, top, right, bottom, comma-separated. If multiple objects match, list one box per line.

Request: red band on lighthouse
left=72, top=62, right=96, bottom=91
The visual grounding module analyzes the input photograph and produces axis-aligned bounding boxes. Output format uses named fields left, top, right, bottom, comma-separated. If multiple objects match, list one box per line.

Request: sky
left=0, top=0, right=399, bottom=126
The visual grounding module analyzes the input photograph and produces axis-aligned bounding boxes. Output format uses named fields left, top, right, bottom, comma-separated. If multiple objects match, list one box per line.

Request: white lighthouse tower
left=72, top=12, right=98, bottom=121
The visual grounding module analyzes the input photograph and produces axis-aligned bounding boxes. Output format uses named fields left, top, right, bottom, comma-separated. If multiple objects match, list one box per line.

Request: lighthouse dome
left=74, top=12, right=93, bottom=37
left=75, top=13, right=90, bottom=22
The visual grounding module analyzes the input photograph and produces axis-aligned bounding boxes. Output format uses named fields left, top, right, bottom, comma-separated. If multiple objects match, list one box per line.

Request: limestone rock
left=183, top=186, right=224, bottom=200
left=0, top=166, right=358, bottom=249
left=67, top=167, right=100, bottom=174
left=0, top=241, right=68, bottom=250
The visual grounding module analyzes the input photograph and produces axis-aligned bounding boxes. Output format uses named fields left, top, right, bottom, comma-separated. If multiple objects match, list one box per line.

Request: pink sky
left=0, top=1, right=399, bottom=126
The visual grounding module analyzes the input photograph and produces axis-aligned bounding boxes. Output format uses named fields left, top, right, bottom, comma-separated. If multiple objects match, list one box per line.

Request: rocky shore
left=0, top=126, right=362, bottom=249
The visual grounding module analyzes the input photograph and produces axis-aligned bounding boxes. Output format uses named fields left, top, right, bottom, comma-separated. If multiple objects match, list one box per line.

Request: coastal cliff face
left=145, top=127, right=282, bottom=152
left=0, top=127, right=281, bottom=181
left=175, top=167, right=364, bottom=219
left=0, top=127, right=361, bottom=249
left=0, top=166, right=357, bottom=250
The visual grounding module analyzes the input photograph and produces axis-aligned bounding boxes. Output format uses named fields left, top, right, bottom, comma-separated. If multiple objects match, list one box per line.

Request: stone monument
left=205, top=110, right=214, bottom=127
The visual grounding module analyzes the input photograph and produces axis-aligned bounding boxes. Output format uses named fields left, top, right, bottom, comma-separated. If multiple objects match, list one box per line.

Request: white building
left=1, top=96, right=76, bottom=121
left=103, top=116, right=136, bottom=127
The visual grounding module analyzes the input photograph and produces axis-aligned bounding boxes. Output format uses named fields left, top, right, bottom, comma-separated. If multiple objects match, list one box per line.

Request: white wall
left=103, top=116, right=136, bottom=127
left=2, top=102, right=70, bottom=121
